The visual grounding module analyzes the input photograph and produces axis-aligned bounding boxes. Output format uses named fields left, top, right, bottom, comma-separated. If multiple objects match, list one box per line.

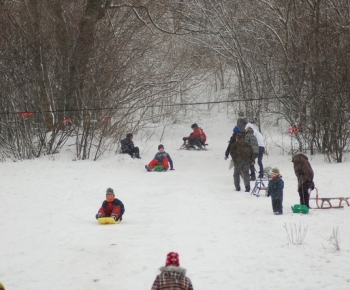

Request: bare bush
left=284, top=222, right=308, bottom=245
left=321, top=227, right=341, bottom=252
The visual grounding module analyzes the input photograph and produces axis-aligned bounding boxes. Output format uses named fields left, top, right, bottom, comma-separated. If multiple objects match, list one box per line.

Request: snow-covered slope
left=1, top=111, right=350, bottom=290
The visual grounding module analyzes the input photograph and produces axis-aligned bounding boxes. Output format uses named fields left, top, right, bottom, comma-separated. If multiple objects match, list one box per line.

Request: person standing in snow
left=292, top=152, right=315, bottom=209
left=183, top=123, right=207, bottom=149
left=224, top=126, right=241, bottom=160
left=230, top=133, right=255, bottom=192
left=120, top=133, right=141, bottom=159
left=151, top=252, right=194, bottom=290
left=267, top=168, right=284, bottom=215
left=145, top=144, right=174, bottom=172
left=244, top=127, right=259, bottom=181
left=245, top=123, right=266, bottom=178
left=95, top=188, right=125, bottom=222
left=237, top=111, right=248, bottom=132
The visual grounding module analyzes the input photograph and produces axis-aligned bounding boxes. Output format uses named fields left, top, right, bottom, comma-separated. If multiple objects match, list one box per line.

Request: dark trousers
left=188, top=137, right=202, bottom=148
left=271, top=198, right=283, bottom=214
left=257, top=146, right=265, bottom=175
left=234, top=162, right=250, bottom=191
left=122, top=147, right=140, bottom=158
left=299, top=181, right=312, bottom=208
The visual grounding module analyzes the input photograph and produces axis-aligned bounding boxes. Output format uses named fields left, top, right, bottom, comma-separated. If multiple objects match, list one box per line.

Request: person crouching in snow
left=145, top=144, right=174, bottom=172
left=151, top=252, right=194, bottom=290
left=267, top=168, right=284, bottom=215
left=95, top=188, right=125, bottom=221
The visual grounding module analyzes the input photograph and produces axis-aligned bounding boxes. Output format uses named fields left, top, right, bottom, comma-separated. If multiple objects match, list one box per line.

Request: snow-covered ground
left=1, top=110, right=350, bottom=290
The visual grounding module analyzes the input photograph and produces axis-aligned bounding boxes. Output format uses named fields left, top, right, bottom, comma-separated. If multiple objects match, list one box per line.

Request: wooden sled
left=310, top=187, right=350, bottom=209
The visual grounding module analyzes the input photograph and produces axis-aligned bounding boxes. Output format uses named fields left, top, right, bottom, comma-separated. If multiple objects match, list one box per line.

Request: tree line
left=1, top=0, right=349, bottom=162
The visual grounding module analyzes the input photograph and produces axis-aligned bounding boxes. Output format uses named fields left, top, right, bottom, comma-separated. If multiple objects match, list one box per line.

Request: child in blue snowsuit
left=267, top=167, right=284, bottom=215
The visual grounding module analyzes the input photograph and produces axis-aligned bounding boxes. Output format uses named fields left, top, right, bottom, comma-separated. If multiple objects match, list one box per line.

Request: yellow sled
left=98, top=217, right=120, bottom=224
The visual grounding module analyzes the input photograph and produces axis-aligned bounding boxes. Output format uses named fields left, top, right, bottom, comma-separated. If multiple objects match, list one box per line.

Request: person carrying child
left=267, top=168, right=284, bottom=215
left=145, top=144, right=174, bottom=172
left=95, top=188, right=125, bottom=221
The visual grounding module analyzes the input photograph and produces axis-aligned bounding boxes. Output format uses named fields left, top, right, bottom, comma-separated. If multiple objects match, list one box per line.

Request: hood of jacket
left=292, top=152, right=308, bottom=162
left=159, top=265, right=187, bottom=277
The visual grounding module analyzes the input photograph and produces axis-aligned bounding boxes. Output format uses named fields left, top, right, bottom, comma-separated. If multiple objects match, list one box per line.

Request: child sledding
left=145, top=144, right=175, bottom=172
left=95, top=188, right=125, bottom=224
left=180, top=123, right=208, bottom=150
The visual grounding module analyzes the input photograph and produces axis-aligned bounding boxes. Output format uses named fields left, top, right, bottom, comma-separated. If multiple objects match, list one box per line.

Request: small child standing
left=267, top=167, right=284, bottom=215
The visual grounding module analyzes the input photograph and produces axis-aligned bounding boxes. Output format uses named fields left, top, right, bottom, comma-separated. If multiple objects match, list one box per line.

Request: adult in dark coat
left=230, top=133, right=255, bottom=192
left=292, top=152, right=315, bottom=208
left=237, top=111, right=248, bottom=132
left=224, top=126, right=241, bottom=160
left=120, top=133, right=140, bottom=159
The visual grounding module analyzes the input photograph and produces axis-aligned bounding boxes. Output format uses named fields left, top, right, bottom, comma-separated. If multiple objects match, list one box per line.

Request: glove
left=170, top=168, right=175, bottom=170
left=224, top=156, right=228, bottom=160
left=267, top=194, right=270, bottom=197
left=183, top=137, right=187, bottom=141
left=111, top=214, right=118, bottom=221
left=96, top=213, right=104, bottom=219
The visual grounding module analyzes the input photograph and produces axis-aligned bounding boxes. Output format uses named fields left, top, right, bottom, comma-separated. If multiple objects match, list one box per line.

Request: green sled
left=291, top=204, right=309, bottom=214
left=153, top=165, right=165, bottom=171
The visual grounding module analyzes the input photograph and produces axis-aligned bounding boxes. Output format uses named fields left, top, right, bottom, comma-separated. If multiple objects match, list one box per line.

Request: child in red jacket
left=95, top=188, right=125, bottom=221
left=183, top=123, right=207, bottom=149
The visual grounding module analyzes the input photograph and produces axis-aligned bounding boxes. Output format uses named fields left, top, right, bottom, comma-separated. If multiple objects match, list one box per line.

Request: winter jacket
left=120, top=137, right=135, bottom=153
left=267, top=175, right=284, bottom=199
left=151, top=266, right=194, bottom=290
left=244, top=130, right=259, bottom=154
left=292, top=152, right=314, bottom=189
left=245, top=123, right=265, bottom=148
left=225, top=133, right=237, bottom=159
left=230, top=139, right=255, bottom=164
left=98, top=198, right=125, bottom=220
left=186, top=127, right=206, bottom=144
left=154, top=152, right=174, bottom=169
left=237, top=117, right=248, bottom=130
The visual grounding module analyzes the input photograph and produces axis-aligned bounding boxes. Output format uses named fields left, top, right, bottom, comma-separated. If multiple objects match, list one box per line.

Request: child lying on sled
left=95, top=188, right=125, bottom=221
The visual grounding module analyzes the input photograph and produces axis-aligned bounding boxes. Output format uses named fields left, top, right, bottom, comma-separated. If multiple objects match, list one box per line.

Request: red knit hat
left=165, top=252, right=180, bottom=266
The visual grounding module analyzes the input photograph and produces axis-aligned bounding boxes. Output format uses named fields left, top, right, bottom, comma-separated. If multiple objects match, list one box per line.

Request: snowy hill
left=1, top=112, right=350, bottom=290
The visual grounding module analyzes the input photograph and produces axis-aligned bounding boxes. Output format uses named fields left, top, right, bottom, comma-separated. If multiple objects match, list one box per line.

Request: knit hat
left=238, top=111, right=245, bottom=117
left=106, top=187, right=114, bottom=194
left=126, top=133, right=133, bottom=138
left=271, top=168, right=280, bottom=175
left=165, top=252, right=180, bottom=267
left=158, top=144, right=164, bottom=150
left=233, top=126, right=241, bottom=133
